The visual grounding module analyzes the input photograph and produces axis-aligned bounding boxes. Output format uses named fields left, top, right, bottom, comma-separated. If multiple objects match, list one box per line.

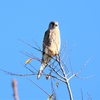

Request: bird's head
left=48, top=21, right=59, bottom=29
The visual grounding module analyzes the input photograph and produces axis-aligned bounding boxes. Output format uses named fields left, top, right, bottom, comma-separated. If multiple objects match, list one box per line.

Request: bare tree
left=0, top=39, right=94, bottom=100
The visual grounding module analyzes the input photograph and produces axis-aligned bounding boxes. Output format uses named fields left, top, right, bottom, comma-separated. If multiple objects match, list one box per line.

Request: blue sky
left=0, top=0, right=100, bottom=100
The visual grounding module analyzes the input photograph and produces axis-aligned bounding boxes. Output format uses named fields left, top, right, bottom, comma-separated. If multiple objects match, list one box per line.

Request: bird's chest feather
left=47, top=29, right=60, bottom=55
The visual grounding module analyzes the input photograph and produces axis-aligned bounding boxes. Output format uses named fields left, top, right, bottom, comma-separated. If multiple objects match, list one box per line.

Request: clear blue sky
left=0, top=0, right=100, bottom=100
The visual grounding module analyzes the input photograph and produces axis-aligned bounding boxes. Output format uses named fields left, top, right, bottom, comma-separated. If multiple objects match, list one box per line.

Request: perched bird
left=37, top=21, right=61, bottom=79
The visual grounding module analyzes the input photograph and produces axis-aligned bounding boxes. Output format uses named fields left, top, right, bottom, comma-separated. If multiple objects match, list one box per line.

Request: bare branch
left=32, top=39, right=41, bottom=51
left=60, top=39, right=68, bottom=60
left=64, top=44, right=76, bottom=65
left=12, top=79, right=19, bottom=100
left=50, top=75, right=65, bottom=82
left=68, top=57, right=74, bottom=75
left=80, top=88, right=84, bottom=100
left=24, top=76, right=50, bottom=96
left=19, top=39, right=42, bottom=53
left=20, top=62, right=37, bottom=75
left=0, top=68, right=35, bottom=76
left=1, top=39, right=93, bottom=100
left=29, top=63, right=38, bottom=72
left=76, top=57, right=93, bottom=75
left=57, top=56, right=66, bottom=78
left=68, top=57, right=94, bottom=81
left=51, top=79, right=58, bottom=100
left=87, top=92, right=92, bottom=100
left=75, top=74, right=95, bottom=79
left=48, top=64, right=65, bottom=79
left=20, top=51, right=41, bottom=62
left=65, top=79, right=73, bottom=100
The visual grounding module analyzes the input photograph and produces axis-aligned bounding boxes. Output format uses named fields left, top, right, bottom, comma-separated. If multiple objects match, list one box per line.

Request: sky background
left=0, top=0, right=100, bottom=100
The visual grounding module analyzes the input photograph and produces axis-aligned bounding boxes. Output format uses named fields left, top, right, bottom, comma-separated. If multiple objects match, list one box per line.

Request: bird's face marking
left=49, top=21, right=59, bottom=29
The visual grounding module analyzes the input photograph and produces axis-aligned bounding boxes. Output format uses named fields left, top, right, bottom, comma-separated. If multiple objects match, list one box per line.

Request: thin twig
left=75, top=74, right=95, bottom=79
left=24, top=76, right=50, bottom=96
left=19, top=39, right=42, bottom=52
left=68, top=73, right=94, bottom=81
left=32, top=39, right=41, bottom=51
left=64, top=44, right=76, bottom=65
left=80, top=88, right=84, bottom=100
left=76, top=57, right=93, bottom=75
left=59, top=54, right=69, bottom=74
left=60, top=39, right=68, bottom=60
left=20, top=51, right=41, bottom=62
left=87, top=92, right=92, bottom=100
left=20, top=62, right=36, bottom=74
left=0, top=68, right=35, bottom=76
left=50, top=75, right=65, bottom=82
left=51, top=79, right=58, bottom=100
left=48, top=64, right=65, bottom=79
left=29, top=63, right=38, bottom=72
left=20, top=51, right=30, bottom=58
left=57, top=56, right=66, bottom=78
left=68, top=57, right=74, bottom=75
left=68, top=57, right=94, bottom=81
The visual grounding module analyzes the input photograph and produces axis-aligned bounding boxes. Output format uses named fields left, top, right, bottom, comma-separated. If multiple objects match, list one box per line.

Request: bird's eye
left=55, top=24, right=57, bottom=26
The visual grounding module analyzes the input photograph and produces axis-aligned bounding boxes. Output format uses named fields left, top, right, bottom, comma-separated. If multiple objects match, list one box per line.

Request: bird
left=37, top=21, right=61, bottom=79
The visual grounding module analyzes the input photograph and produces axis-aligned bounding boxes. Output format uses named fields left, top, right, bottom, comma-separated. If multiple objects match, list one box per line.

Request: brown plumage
left=37, top=21, right=61, bottom=79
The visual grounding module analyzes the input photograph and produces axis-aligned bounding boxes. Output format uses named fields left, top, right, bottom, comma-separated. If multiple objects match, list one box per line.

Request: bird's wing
left=42, top=30, right=51, bottom=54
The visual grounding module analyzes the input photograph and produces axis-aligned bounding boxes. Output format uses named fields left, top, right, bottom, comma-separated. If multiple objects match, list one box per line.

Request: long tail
left=37, top=63, right=46, bottom=79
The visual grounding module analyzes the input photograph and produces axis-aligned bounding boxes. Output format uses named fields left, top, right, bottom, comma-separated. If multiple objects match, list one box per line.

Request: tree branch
left=12, top=79, right=19, bottom=100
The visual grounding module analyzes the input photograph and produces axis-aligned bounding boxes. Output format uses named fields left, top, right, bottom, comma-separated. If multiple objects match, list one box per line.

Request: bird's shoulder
left=44, top=29, right=50, bottom=40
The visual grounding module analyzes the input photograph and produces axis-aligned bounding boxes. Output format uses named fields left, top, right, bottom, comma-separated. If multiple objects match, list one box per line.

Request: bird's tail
left=37, top=63, right=46, bottom=79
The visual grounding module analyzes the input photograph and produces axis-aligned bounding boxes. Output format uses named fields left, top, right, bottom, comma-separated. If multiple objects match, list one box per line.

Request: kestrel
left=37, top=21, right=61, bottom=79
